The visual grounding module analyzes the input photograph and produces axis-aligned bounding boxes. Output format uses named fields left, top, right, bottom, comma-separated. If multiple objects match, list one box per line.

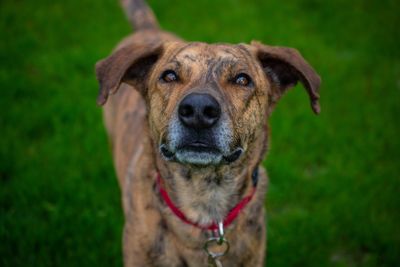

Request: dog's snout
left=178, top=93, right=221, bottom=129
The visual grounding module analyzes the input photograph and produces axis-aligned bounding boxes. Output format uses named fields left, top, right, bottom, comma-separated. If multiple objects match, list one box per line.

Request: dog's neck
left=153, top=128, right=268, bottom=226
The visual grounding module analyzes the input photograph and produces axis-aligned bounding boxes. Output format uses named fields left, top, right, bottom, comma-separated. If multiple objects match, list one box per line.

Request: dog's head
left=96, top=41, right=320, bottom=167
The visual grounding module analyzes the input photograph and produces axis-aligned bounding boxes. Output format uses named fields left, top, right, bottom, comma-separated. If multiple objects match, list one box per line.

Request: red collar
left=156, top=172, right=257, bottom=231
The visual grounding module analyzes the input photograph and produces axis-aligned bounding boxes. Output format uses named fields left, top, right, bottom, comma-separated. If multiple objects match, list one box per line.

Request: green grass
left=1, top=0, right=399, bottom=266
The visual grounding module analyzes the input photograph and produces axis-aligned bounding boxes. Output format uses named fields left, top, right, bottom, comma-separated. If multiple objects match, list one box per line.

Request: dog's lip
left=179, top=141, right=220, bottom=153
left=159, top=143, right=244, bottom=164
left=222, top=147, right=243, bottom=163
left=187, top=141, right=211, bottom=148
left=160, top=144, right=175, bottom=159
left=181, top=145, right=220, bottom=154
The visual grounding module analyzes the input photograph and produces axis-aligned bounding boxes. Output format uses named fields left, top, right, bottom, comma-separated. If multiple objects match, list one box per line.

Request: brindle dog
left=95, top=0, right=321, bottom=266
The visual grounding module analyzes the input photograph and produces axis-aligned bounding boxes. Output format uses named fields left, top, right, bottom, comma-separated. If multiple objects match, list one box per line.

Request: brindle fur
left=96, top=1, right=321, bottom=266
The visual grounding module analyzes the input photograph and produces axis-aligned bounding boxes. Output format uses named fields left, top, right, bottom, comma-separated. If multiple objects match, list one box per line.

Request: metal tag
left=204, top=222, right=229, bottom=267
left=208, top=254, right=222, bottom=267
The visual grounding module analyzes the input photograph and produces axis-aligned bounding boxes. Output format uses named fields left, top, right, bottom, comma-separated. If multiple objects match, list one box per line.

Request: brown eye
left=160, top=70, right=178, bottom=83
left=234, top=73, right=252, bottom=87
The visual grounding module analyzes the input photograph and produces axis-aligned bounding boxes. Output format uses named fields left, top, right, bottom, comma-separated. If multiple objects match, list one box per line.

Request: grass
left=1, top=0, right=399, bottom=266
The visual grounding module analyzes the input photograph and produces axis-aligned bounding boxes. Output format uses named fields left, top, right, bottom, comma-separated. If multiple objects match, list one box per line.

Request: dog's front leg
left=123, top=221, right=153, bottom=266
left=123, top=218, right=186, bottom=267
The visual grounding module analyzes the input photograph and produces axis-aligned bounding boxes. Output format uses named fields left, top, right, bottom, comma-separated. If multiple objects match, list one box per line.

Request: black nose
left=178, top=93, right=221, bottom=129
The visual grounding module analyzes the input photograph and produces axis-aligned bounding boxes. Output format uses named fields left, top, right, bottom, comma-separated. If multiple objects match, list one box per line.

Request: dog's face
left=96, top=41, right=320, bottom=167
left=147, top=42, right=269, bottom=166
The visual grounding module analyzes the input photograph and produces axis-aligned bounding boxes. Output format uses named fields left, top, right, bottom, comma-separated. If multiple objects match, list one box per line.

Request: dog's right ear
left=95, top=43, right=163, bottom=105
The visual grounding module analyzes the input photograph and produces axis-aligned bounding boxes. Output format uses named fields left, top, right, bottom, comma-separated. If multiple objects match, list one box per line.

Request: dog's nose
left=178, top=93, right=221, bottom=129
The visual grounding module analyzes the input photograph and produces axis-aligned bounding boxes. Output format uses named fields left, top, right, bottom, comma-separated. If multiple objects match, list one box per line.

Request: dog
left=95, top=0, right=321, bottom=266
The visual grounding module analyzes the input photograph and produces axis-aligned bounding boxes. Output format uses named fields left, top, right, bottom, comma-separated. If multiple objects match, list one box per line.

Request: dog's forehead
left=166, top=42, right=252, bottom=64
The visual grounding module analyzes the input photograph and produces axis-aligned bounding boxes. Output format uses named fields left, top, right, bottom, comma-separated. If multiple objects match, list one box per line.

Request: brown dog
left=95, top=0, right=321, bottom=266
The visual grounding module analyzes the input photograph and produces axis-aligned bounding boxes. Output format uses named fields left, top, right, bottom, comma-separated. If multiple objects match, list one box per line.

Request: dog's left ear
left=95, top=42, right=163, bottom=105
left=251, top=41, right=321, bottom=114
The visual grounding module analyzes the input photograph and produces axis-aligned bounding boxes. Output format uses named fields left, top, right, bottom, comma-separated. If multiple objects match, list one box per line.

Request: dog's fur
left=95, top=0, right=321, bottom=266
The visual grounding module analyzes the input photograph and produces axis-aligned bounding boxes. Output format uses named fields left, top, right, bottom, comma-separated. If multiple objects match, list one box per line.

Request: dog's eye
left=160, top=70, right=178, bottom=83
left=234, top=73, right=252, bottom=87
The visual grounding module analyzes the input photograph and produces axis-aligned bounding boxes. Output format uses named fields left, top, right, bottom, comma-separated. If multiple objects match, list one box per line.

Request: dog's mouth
left=160, top=142, right=243, bottom=166
left=162, top=111, right=242, bottom=166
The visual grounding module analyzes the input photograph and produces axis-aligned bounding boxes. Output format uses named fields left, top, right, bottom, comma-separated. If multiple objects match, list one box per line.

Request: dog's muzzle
left=160, top=93, right=243, bottom=166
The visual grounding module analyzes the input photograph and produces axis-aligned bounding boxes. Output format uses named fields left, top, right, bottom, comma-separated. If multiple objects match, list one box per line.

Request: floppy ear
left=251, top=41, right=321, bottom=114
left=95, top=43, right=163, bottom=105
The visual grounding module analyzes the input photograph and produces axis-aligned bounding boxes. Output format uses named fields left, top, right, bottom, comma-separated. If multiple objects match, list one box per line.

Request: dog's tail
left=120, top=0, right=159, bottom=31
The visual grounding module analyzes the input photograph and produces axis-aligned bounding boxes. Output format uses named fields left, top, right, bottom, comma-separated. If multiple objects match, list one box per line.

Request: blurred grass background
left=1, top=0, right=399, bottom=266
